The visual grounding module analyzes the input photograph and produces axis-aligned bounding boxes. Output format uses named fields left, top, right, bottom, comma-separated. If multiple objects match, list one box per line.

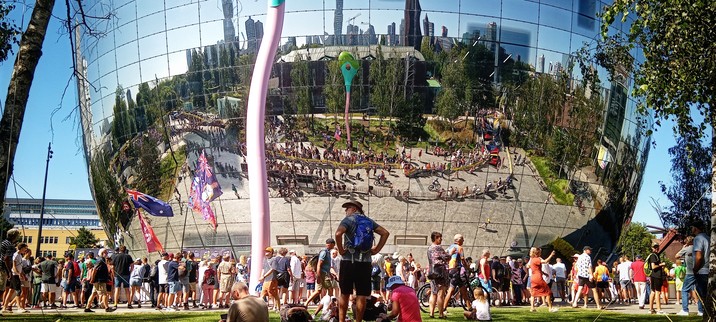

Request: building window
left=21, top=236, right=32, bottom=243
left=66, top=237, right=74, bottom=244
left=40, top=251, right=57, bottom=258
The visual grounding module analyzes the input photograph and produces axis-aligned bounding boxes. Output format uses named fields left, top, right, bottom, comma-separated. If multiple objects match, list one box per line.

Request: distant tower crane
left=346, top=13, right=361, bottom=26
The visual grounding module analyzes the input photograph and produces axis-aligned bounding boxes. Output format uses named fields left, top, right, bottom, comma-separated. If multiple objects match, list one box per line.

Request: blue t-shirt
left=693, top=232, right=710, bottom=275
left=318, top=249, right=331, bottom=274
left=167, top=261, right=179, bottom=282
left=338, top=213, right=379, bottom=262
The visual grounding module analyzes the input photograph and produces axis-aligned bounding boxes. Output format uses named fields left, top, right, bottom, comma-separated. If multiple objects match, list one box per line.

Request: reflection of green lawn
left=530, top=154, right=575, bottom=206
left=1, top=307, right=700, bottom=322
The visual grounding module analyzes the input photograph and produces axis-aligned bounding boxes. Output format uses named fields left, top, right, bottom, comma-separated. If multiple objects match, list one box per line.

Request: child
left=464, top=288, right=491, bottom=321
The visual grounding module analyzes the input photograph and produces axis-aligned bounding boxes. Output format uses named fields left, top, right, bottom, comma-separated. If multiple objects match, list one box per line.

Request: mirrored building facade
left=75, top=0, right=650, bottom=262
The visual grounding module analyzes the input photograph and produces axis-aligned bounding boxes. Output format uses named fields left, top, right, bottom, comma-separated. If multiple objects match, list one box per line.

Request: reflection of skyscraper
left=365, top=24, right=377, bottom=45
left=245, top=16, right=264, bottom=53
left=538, top=54, right=545, bottom=73
left=334, top=0, right=343, bottom=45
left=399, top=19, right=405, bottom=46
left=221, top=0, right=235, bottom=43
left=346, top=24, right=360, bottom=45
left=422, top=14, right=430, bottom=39
left=403, top=0, right=422, bottom=49
left=387, top=23, right=396, bottom=46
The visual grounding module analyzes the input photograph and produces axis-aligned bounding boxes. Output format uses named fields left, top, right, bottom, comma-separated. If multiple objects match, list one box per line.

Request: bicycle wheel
left=417, top=283, right=431, bottom=313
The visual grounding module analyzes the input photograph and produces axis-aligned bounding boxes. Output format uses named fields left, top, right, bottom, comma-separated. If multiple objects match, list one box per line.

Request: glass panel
left=165, top=0, right=195, bottom=9
left=371, top=0, right=404, bottom=11
left=115, top=2, right=137, bottom=28
left=166, top=4, right=200, bottom=30
left=137, top=12, right=165, bottom=38
left=115, top=41, right=139, bottom=68
left=283, top=11, right=325, bottom=38
left=539, top=4, right=572, bottom=31
left=237, top=0, right=267, bottom=18
left=285, top=0, right=324, bottom=12
left=540, top=0, right=573, bottom=11
left=138, top=33, right=167, bottom=60
left=421, top=12, right=458, bottom=39
left=117, top=63, right=141, bottom=89
left=535, top=48, right=568, bottom=74
left=198, top=0, right=225, bottom=23
left=502, top=43, right=534, bottom=67
left=502, top=0, right=539, bottom=23
left=500, top=20, right=536, bottom=48
left=572, top=0, right=597, bottom=37
left=461, top=15, right=500, bottom=44
left=460, top=0, right=502, bottom=18
left=422, top=0, right=459, bottom=13
left=537, top=25, right=571, bottom=53
left=168, top=51, right=189, bottom=76
left=140, top=55, right=169, bottom=83
left=136, top=1, right=165, bottom=17
left=115, top=20, right=138, bottom=46
left=200, top=20, right=224, bottom=47
left=344, top=0, right=369, bottom=10
left=167, top=25, right=201, bottom=53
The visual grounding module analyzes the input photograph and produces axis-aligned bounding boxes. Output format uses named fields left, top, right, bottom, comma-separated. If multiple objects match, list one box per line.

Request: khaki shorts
left=315, top=273, right=333, bottom=291
left=219, top=275, right=233, bottom=293
left=92, top=282, right=108, bottom=295
left=189, top=282, right=197, bottom=292
left=262, top=279, right=278, bottom=295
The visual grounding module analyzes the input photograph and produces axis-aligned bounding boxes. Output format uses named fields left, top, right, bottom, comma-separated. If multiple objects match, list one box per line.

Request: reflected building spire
left=335, top=0, right=344, bottom=45
left=221, top=0, right=236, bottom=44
left=403, top=0, right=422, bottom=49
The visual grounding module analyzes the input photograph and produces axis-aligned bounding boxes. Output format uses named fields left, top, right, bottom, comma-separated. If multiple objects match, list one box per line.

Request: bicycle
left=417, top=277, right=490, bottom=313
left=428, top=182, right=441, bottom=192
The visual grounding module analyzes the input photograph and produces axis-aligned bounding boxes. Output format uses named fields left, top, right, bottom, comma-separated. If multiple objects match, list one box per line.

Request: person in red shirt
left=630, top=255, right=647, bottom=309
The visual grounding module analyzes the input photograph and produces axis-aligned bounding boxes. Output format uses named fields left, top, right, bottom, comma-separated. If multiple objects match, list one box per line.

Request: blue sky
left=0, top=0, right=685, bottom=227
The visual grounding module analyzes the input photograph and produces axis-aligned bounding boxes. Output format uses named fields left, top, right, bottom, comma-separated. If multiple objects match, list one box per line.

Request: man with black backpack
left=335, top=200, right=390, bottom=322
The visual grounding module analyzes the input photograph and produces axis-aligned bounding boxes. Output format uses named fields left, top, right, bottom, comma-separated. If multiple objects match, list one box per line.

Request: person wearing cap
left=646, top=243, right=666, bottom=314
left=335, top=200, right=390, bottom=322
left=84, top=248, right=115, bottom=313
left=376, top=276, right=421, bottom=322
left=630, top=253, right=647, bottom=308
left=444, top=234, right=471, bottom=312
left=305, top=238, right=337, bottom=305
left=571, top=246, right=602, bottom=310
left=258, top=247, right=280, bottom=312
left=616, top=255, right=633, bottom=304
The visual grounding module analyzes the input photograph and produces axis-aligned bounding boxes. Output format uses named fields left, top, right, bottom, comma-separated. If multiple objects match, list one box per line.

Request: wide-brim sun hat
left=341, top=200, right=364, bottom=212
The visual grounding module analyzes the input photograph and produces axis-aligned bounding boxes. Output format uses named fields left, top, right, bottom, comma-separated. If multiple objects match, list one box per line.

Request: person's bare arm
left=694, top=250, right=704, bottom=272
left=385, top=296, right=401, bottom=320
left=372, top=226, right=390, bottom=255
left=335, top=226, right=347, bottom=255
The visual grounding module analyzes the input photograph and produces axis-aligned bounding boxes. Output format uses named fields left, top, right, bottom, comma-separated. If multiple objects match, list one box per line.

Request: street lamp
left=35, top=142, right=53, bottom=257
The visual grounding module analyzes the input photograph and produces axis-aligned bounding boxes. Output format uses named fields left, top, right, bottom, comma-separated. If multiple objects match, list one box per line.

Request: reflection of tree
left=111, top=86, right=132, bottom=147
left=90, top=153, right=123, bottom=248
left=369, top=45, right=405, bottom=123
left=290, top=55, right=312, bottom=128
left=135, top=134, right=161, bottom=196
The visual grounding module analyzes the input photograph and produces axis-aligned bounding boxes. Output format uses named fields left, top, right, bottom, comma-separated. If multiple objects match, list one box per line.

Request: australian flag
left=188, top=150, right=223, bottom=230
left=126, top=189, right=174, bottom=217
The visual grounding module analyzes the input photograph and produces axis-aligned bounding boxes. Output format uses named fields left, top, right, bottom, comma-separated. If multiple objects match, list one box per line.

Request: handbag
left=427, top=264, right=446, bottom=280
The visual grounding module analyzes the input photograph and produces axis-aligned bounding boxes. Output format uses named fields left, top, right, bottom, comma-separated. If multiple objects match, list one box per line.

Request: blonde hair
left=473, top=287, right=487, bottom=303
left=529, top=247, right=541, bottom=257
left=239, top=255, right=247, bottom=265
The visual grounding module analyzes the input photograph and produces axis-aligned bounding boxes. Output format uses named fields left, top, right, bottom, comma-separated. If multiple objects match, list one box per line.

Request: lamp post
left=35, top=142, right=53, bottom=257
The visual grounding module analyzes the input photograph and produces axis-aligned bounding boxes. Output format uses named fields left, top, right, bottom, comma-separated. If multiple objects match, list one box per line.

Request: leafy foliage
left=659, top=137, right=711, bottom=233
left=72, top=227, right=99, bottom=248
left=617, top=222, right=654, bottom=260
left=0, top=3, right=21, bottom=64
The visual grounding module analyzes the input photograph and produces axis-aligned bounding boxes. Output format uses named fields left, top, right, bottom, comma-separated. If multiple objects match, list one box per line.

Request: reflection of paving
left=125, top=131, right=595, bottom=264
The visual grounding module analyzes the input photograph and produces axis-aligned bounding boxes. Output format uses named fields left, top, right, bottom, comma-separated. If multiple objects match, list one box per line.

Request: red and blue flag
left=126, top=189, right=174, bottom=217
left=188, top=150, right=222, bottom=230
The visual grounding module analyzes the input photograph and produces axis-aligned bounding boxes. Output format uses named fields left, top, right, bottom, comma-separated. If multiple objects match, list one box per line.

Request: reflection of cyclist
left=432, top=178, right=439, bottom=187
left=445, top=234, right=472, bottom=311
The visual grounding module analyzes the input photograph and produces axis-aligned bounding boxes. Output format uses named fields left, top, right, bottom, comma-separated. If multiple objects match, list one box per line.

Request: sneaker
left=698, top=312, right=704, bottom=316
left=549, top=308, right=559, bottom=313
left=656, top=310, right=665, bottom=314
left=128, top=304, right=133, bottom=309
left=84, top=308, right=94, bottom=313
left=19, top=309, right=30, bottom=313
left=676, top=311, right=689, bottom=316
left=107, top=307, right=117, bottom=312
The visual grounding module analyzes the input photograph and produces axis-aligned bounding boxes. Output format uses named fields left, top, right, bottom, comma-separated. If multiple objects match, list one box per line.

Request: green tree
left=369, top=46, right=405, bottom=124
left=290, top=55, right=312, bottom=127
left=72, top=227, right=99, bottom=248
left=0, top=3, right=21, bottom=63
left=135, top=134, right=161, bottom=196
left=601, top=2, right=716, bottom=315
left=659, top=138, right=711, bottom=233
left=111, top=85, right=131, bottom=147
left=617, top=222, right=654, bottom=261
left=90, top=153, right=122, bottom=249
